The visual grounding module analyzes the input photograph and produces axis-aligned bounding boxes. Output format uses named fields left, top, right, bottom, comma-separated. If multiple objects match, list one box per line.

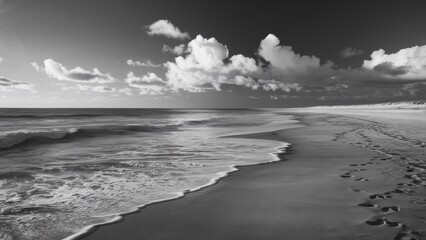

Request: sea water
left=0, top=109, right=298, bottom=240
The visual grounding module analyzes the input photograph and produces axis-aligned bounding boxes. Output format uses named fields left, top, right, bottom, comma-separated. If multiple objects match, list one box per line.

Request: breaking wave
left=0, top=124, right=184, bottom=150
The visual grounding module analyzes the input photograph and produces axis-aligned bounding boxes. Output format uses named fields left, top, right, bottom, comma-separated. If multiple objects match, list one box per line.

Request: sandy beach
left=2, top=2, right=426, bottom=239
left=80, top=109, right=426, bottom=240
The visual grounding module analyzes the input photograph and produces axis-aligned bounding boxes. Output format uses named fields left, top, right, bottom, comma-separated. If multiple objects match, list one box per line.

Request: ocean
left=0, top=109, right=298, bottom=240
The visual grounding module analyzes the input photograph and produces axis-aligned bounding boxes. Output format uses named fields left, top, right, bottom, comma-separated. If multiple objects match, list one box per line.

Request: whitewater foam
left=0, top=109, right=297, bottom=240
left=62, top=141, right=290, bottom=240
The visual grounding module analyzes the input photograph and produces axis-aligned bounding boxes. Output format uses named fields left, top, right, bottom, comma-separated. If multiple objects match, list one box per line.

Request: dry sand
left=80, top=111, right=426, bottom=240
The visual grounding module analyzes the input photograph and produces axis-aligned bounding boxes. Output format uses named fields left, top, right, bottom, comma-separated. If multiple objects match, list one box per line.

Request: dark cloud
left=373, top=62, right=410, bottom=76
left=0, top=76, right=34, bottom=91
left=67, top=72, right=103, bottom=81
left=340, top=47, right=364, bottom=58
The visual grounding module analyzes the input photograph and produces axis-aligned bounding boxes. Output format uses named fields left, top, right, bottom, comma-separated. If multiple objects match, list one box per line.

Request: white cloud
left=163, top=44, right=186, bottom=55
left=31, top=62, right=41, bottom=72
left=164, top=35, right=313, bottom=93
left=226, top=54, right=259, bottom=74
left=0, top=76, right=35, bottom=92
left=340, top=47, right=364, bottom=58
left=258, top=79, right=302, bottom=92
left=63, top=84, right=116, bottom=93
left=147, top=19, right=190, bottom=40
left=186, top=35, right=229, bottom=70
left=118, top=87, right=133, bottom=96
left=125, top=72, right=168, bottom=95
left=130, top=33, right=426, bottom=101
left=126, top=59, right=161, bottom=68
left=165, top=35, right=260, bottom=92
left=231, top=76, right=259, bottom=89
left=363, top=45, right=426, bottom=79
left=0, top=57, right=3, bottom=63
left=91, top=85, right=116, bottom=93
left=32, top=59, right=115, bottom=83
left=258, top=34, right=320, bottom=75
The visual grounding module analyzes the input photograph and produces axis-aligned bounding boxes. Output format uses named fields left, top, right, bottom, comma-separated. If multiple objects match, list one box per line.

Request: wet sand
left=80, top=112, right=426, bottom=240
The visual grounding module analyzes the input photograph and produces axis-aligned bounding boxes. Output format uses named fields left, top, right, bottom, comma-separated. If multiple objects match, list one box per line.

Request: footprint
left=397, top=183, right=413, bottom=187
left=385, top=221, right=401, bottom=227
left=354, top=177, right=369, bottom=182
left=340, top=174, right=352, bottom=178
left=393, top=189, right=407, bottom=194
left=382, top=206, right=400, bottom=212
left=358, top=203, right=376, bottom=207
left=369, top=194, right=384, bottom=200
left=404, top=174, right=415, bottom=179
left=366, top=219, right=386, bottom=226
left=370, top=194, right=390, bottom=200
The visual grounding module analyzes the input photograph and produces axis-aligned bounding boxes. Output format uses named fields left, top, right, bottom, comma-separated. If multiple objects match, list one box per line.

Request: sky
left=0, top=0, right=426, bottom=108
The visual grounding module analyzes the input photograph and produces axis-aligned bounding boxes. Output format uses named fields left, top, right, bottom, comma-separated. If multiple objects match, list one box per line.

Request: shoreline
left=79, top=113, right=384, bottom=240
left=78, top=111, right=426, bottom=240
left=66, top=132, right=294, bottom=240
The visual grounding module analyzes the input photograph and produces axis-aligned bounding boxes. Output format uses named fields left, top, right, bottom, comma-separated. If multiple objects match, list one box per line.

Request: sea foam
left=0, top=109, right=297, bottom=240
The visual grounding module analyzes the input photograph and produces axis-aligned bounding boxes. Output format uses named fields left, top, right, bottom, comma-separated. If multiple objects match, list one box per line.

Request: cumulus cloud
left=186, top=35, right=229, bottom=70
left=125, top=72, right=168, bottom=95
left=164, top=34, right=335, bottom=94
left=254, top=35, right=426, bottom=100
left=0, top=76, right=34, bottom=92
left=340, top=47, right=364, bottom=58
left=165, top=35, right=263, bottom=92
left=32, top=59, right=115, bottom=83
left=126, top=59, right=161, bottom=68
left=163, top=44, right=186, bottom=55
left=131, top=33, right=426, bottom=101
left=363, top=45, right=426, bottom=79
left=258, top=34, right=320, bottom=75
left=147, top=19, right=190, bottom=40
